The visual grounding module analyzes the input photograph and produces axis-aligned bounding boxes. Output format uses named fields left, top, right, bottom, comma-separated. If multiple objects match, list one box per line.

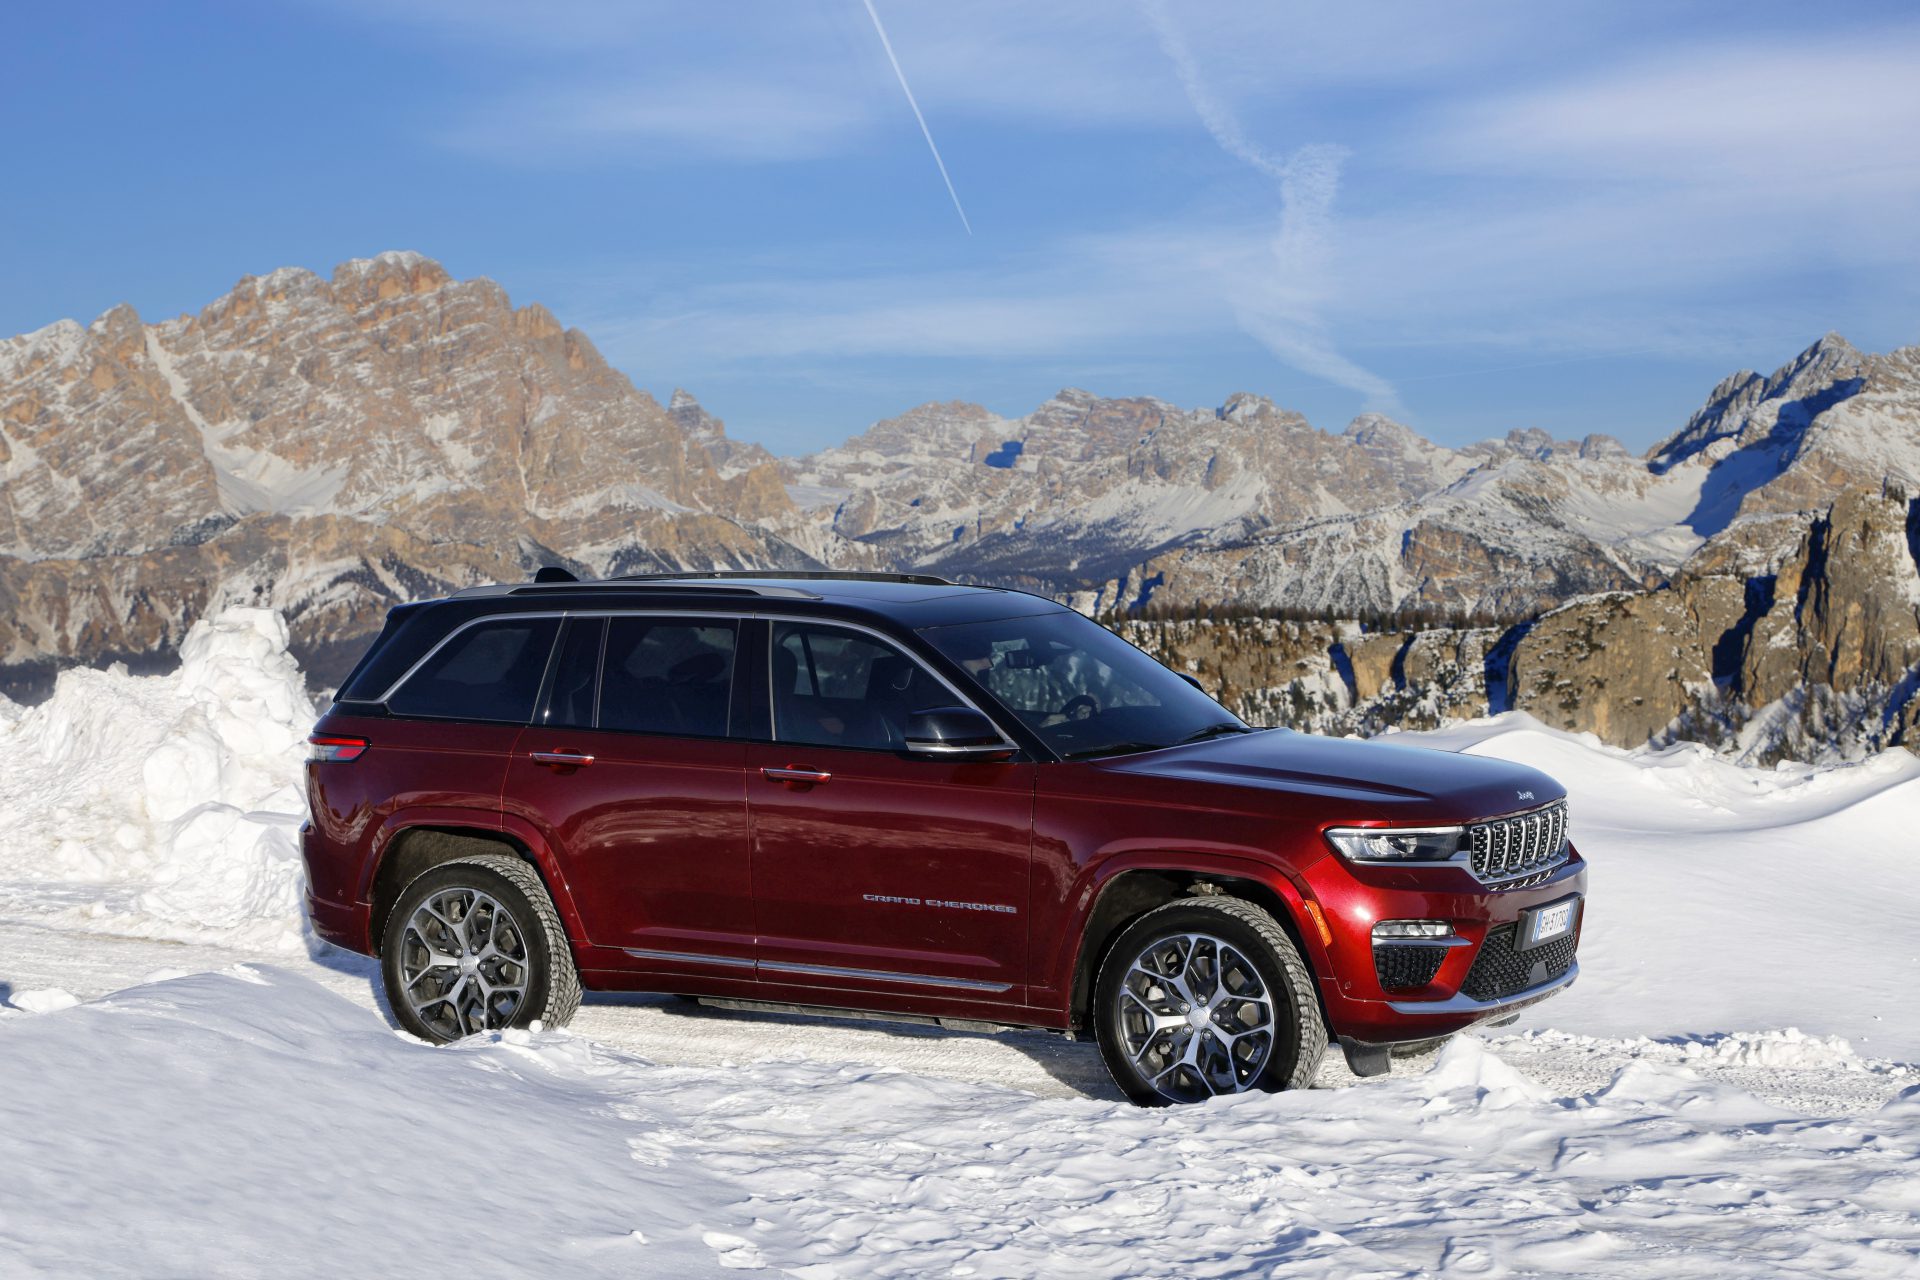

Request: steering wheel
left=1061, top=694, right=1100, bottom=722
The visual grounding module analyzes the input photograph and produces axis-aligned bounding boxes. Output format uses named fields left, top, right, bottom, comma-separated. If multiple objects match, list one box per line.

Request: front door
left=746, top=619, right=1034, bottom=1001
left=505, top=615, right=753, bottom=974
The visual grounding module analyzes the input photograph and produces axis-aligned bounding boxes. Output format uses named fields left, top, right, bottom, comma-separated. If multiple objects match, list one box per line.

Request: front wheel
left=380, top=852, right=582, bottom=1043
left=1094, top=895, right=1327, bottom=1105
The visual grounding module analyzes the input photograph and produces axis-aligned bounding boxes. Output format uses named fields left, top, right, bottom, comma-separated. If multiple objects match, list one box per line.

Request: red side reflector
left=307, top=735, right=368, bottom=763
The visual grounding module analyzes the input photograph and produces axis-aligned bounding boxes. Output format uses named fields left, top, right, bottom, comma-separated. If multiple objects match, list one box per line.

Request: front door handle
left=531, top=750, right=595, bottom=770
left=762, top=765, right=831, bottom=786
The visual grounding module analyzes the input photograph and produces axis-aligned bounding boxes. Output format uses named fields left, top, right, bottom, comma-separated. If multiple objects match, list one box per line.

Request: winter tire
left=380, top=851, right=582, bottom=1043
left=1094, top=895, right=1327, bottom=1106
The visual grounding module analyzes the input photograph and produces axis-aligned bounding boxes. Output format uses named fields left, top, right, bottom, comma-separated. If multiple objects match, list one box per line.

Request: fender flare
left=359, top=806, right=593, bottom=949
left=1046, top=848, right=1332, bottom=1021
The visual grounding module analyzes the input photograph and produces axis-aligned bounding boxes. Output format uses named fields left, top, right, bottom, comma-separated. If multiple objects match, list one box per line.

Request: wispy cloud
left=437, top=75, right=870, bottom=163
left=1137, top=0, right=1399, bottom=411
left=1422, top=28, right=1920, bottom=187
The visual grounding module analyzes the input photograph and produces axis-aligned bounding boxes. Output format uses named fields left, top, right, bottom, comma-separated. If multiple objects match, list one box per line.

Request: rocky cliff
left=0, top=253, right=818, bottom=691
left=1123, top=484, right=1920, bottom=762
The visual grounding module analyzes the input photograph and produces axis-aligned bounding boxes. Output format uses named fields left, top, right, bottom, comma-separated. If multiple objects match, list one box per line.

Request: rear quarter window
left=386, top=618, right=560, bottom=724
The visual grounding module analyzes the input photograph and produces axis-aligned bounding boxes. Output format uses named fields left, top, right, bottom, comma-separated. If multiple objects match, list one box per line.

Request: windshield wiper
left=1061, top=741, right=1166, bottom=761
left=1176, top=722, right=1254, bottom=745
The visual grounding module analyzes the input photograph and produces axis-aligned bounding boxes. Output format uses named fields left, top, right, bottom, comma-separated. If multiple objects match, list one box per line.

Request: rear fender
left=361, top=807, right=592, bottom=949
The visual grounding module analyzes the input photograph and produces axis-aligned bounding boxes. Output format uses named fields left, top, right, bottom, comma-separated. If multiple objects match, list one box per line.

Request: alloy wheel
left=1114, top=932, right=1276, bottom=1103
left=398, top=887, right=532, bottom=1040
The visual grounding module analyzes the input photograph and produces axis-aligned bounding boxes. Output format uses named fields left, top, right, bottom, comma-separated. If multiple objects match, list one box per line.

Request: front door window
left=771, top=622, right=938, bottom=751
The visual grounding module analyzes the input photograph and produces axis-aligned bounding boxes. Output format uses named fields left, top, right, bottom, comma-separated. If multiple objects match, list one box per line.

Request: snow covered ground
left=1, top=610, right=1917, bottom=1277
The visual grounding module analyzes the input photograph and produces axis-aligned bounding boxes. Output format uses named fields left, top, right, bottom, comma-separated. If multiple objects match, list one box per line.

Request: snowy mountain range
left=1, top=252, right=1916, bottom=702
left=788, top=333, right=1919, bottom=619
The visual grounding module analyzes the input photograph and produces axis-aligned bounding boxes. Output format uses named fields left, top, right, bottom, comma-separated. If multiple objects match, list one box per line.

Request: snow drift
left=1393, top=714, right=1920, bottom=1058
left=0, top=608, right=311, bottom=950
left=1, top=966, right=1916, bottom=1279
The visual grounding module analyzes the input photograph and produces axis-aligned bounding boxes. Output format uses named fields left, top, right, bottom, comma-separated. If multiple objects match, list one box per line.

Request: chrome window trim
left=373, top=608, right=743, bottom=709
left=374, top=609, right=563, bottom=705
left=374, top=611, right=567, bottom=719
left=373, top=607, right=1021, bottom=751
left=755, top=612, right=1021, bottom=754
left=758, top=958, right=1011, bottom=993
left=598, top=613, right=740, bottom=739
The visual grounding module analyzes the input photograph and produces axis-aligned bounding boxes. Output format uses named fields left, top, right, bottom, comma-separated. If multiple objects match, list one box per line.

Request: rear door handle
left=762, top=765, right=831, bottom=786
left=531, top=750, right=595, bottom=769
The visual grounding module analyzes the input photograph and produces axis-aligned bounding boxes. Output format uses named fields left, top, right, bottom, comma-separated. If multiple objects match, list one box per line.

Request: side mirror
left=904, top=707, right=1014, bottom=761
left=1178, top=672, right=1206, bottom=693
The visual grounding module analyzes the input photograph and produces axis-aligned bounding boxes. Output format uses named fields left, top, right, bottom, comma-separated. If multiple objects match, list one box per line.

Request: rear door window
left=599, top=617, right=738, bottom=738
left=387, top=617, right=559, bottom=723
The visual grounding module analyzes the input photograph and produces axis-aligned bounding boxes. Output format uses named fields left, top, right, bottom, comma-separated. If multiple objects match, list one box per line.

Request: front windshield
left=919, top=610, right=1249, bottom=760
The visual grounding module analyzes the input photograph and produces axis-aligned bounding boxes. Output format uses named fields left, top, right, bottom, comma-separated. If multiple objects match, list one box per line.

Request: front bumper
left=1299, top=847, right=1587, bottom=1048
left=1386, top=956, right=1579, bottom=1015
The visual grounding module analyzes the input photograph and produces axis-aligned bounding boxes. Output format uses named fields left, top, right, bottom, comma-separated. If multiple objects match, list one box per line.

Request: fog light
left=1372, top=919, right=1454, bottom=941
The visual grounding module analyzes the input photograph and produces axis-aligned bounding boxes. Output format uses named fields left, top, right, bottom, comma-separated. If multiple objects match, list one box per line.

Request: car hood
left=1098, top=728, right=1565, bottom=824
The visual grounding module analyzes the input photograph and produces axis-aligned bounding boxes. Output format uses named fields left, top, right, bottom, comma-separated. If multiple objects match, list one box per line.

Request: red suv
left=302, top=572, right=1584, bottom=1105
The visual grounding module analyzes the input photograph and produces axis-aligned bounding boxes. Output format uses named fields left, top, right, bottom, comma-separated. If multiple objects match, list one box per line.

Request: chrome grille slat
left=1464, top=801, right=1568, bottom=889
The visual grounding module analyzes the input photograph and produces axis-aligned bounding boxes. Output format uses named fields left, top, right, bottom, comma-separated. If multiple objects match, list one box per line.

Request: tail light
left=307, top=735, right=368, bottom=763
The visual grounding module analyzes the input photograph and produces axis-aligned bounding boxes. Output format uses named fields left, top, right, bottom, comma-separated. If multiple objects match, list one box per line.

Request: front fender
left=1038, top=847, right=1334, bottom=1020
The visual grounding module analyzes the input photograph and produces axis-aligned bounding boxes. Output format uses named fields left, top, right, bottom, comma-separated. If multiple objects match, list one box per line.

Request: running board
left=693, top=996, right=1010, bottom=1035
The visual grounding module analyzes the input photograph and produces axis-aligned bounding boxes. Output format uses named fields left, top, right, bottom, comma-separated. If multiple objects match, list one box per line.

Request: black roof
left=333, top=570, right=1063, bottom=703
left=446, top=570, right=1051, bottom=621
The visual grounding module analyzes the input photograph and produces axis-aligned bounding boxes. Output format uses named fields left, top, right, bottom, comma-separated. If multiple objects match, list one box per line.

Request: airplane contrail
left=861, top=0, right=972, bottom=235
left=1139, top=0, right=1399, bottom=411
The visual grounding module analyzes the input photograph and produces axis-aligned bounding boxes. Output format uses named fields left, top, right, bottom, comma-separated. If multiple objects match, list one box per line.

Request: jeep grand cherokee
left=302, top=571, right=1585, bottom=1105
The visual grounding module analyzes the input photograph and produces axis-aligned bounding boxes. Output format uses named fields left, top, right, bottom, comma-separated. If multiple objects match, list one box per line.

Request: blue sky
left=3, top=1, right=1917, bottom=455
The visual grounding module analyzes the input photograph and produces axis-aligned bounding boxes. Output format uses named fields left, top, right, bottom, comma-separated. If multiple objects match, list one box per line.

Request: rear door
left=504, top=614, right=753, bottom=975
left=374, top=614, right=563, bottom=826
left=744, top=618, right=1034, bottom=1002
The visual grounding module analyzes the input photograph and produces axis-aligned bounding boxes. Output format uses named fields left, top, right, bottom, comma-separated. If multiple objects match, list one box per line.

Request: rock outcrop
left=0, top=253, right=819, bottom=691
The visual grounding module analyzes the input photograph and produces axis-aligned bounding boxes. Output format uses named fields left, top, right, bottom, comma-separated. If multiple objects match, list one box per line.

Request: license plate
left=1519, top=897, right=1579, bottom=951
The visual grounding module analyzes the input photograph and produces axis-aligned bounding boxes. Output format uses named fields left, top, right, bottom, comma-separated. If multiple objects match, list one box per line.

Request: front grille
left=1468, top=801, right=1569, bottom=886
left=1460, top=923, right=1577, bottom=1002
left=1374, top=944, right=1448, bottom=991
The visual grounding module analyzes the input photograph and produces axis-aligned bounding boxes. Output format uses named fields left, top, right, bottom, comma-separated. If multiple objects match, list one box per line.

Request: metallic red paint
left=303, top=708, right=1583, bottom=1050
left=300, top=574, right=1586, bottom=1056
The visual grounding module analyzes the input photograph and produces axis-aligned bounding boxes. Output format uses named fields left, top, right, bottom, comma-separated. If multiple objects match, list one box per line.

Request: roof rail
left=613, top=570, right=961, bottom=587
left=449, top=580, right=820, bottom=601
left=447, top=568, right=969, bottom=603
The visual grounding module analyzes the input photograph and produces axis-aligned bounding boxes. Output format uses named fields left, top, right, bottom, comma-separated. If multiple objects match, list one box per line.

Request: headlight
left=1325, top=826, right=1466, bottom=864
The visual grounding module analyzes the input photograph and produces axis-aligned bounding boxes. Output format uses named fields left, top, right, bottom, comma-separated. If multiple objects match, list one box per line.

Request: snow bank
left=0, top=609, right=312, bottom=950
left=0, top=968, right=740, bottom=1278
left=3, top=968, right=1917, bottom=1279
left=1392, top=713, right=1920, bottom=1058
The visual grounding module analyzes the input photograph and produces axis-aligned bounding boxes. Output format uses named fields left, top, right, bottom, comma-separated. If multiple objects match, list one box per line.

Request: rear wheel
left=1094, top=895, right=1326, bottom=1106
left=380, top=853, right=582, bottom=1043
